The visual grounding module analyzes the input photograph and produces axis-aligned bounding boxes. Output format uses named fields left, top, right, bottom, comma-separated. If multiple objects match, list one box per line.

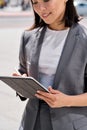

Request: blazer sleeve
left=82, top=25, right=87, bottom=92
left=84, top=31, right=87, bottom=92
left=84, top=64, right=87, bottom=92
left=17, top=29, right=38, bottom=100
left=17, top=31, right=28, bottom=101
left=18, top=31, right=27, bottom=75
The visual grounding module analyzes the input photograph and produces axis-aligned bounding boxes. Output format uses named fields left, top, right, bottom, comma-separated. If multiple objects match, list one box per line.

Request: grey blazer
left=18, top=23, right=87, bottom=130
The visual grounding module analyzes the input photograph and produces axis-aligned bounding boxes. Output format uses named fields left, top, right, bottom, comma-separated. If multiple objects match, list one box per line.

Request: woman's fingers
left=22, top=73, right=27, bottom=77
left=35, top=90, right=56, bottom=102
left=35, top=93, right=54, bottom=103
left=12, top=72, right=21, bottom=76
left=35, top=92, right=58, bottom=108
left=48, top=87, right=57, bottom=93
left=48, top=87, right=60, bottom=94
left=12, top=72, right=27, bottom=77
left=35, top=87, right=60, bottom=101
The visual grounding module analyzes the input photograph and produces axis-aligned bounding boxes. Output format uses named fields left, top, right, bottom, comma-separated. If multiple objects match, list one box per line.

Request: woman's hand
left=35, top=87, right=71, bottom=108
left=12, top=70, right=27, bottom=77
left=12, top=72, right=27, bottom=77
left=12, top=71, right=27, bottom=98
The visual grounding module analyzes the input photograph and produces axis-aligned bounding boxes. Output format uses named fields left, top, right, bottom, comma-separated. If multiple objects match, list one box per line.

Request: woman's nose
left=38, top=3, right=46, bottom=11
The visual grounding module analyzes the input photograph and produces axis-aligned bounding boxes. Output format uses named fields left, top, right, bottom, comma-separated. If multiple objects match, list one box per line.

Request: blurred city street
left=0, top=8, right=33, bottom=130
left=0, top=3, right=87, bottom=130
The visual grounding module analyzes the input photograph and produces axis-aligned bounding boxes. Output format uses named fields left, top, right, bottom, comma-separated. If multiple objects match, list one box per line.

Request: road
left=0, top=15, right=34, bottom=28
left=0, top=16, right=87, bottom=130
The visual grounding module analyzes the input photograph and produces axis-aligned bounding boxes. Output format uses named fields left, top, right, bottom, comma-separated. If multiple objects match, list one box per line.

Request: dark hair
left=30, top=0, right=79, bottom=29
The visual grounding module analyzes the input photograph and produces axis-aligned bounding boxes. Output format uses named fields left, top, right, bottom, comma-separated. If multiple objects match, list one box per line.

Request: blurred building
left=9, top=0, right=22, bottom=6
left=8, top=0, right=31, bottom=10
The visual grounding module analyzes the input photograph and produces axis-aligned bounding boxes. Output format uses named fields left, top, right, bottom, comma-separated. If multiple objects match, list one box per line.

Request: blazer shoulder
left=77, top=23, right=87, bottom=57
left=74, top=23, right=87, bottom=49
left=23, top=28, right=40, bottom=40
left=77, top=23, right=87, bottom=38
left=20, top=28, right=41, bottom=47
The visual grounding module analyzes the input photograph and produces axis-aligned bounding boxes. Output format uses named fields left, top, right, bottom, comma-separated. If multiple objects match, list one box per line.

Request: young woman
left=13, top=0, right=87, bottom=130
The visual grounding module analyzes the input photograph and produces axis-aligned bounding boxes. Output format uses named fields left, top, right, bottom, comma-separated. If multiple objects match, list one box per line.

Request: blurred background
left=0, top=0, right=87, bottom=15
left=0, top=0, right=87, bottom=130
left=0, top=0, right=31, bottom=11
left=0, top=1, right=34, bottom=130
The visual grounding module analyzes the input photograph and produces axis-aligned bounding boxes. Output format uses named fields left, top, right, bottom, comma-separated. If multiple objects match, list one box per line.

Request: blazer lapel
left=29, top=27, right=47, bottom=80
left=53, top=24, right=79, bottom=89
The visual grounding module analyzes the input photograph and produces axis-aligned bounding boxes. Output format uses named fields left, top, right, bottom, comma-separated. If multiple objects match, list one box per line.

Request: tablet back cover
left=0, top=76, right=48, bottom=98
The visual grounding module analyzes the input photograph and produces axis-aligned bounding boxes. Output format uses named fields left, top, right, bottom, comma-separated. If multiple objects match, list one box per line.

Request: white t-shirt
left=39, top=27, right=69, bottom=75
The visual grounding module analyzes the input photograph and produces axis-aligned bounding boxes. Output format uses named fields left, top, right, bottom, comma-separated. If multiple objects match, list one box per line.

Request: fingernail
left=37, top=90, right=40, bottom=93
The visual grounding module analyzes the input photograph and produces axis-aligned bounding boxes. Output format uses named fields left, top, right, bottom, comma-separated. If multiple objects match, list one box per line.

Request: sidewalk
left=0, top=28, right=27, bottom=130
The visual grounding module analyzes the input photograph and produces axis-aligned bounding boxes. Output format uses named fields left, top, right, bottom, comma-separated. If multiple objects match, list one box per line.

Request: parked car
left=0, top=0, right=6, bottom=8
left=74, top=0, right=87, bottom=16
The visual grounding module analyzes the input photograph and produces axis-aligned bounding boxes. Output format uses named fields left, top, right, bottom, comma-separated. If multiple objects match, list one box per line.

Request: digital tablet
left=0, top=76, right=49, bottom=98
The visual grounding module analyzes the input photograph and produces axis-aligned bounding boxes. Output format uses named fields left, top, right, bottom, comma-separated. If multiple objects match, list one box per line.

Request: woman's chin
left=42, top=19, right=53, bottom=25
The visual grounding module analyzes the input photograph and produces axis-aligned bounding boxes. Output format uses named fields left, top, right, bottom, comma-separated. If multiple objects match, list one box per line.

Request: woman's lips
left=41, top=12, right=51, bottom=19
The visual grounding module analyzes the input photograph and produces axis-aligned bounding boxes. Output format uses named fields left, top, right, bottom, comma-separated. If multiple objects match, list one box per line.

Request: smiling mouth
left=42, top=12, right=51, bottom=19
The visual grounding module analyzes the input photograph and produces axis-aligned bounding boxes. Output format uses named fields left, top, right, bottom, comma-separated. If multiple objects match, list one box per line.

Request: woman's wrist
left=66, top=93, right=87, bottom=107
left=66, top=95, right=75, bottom=107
